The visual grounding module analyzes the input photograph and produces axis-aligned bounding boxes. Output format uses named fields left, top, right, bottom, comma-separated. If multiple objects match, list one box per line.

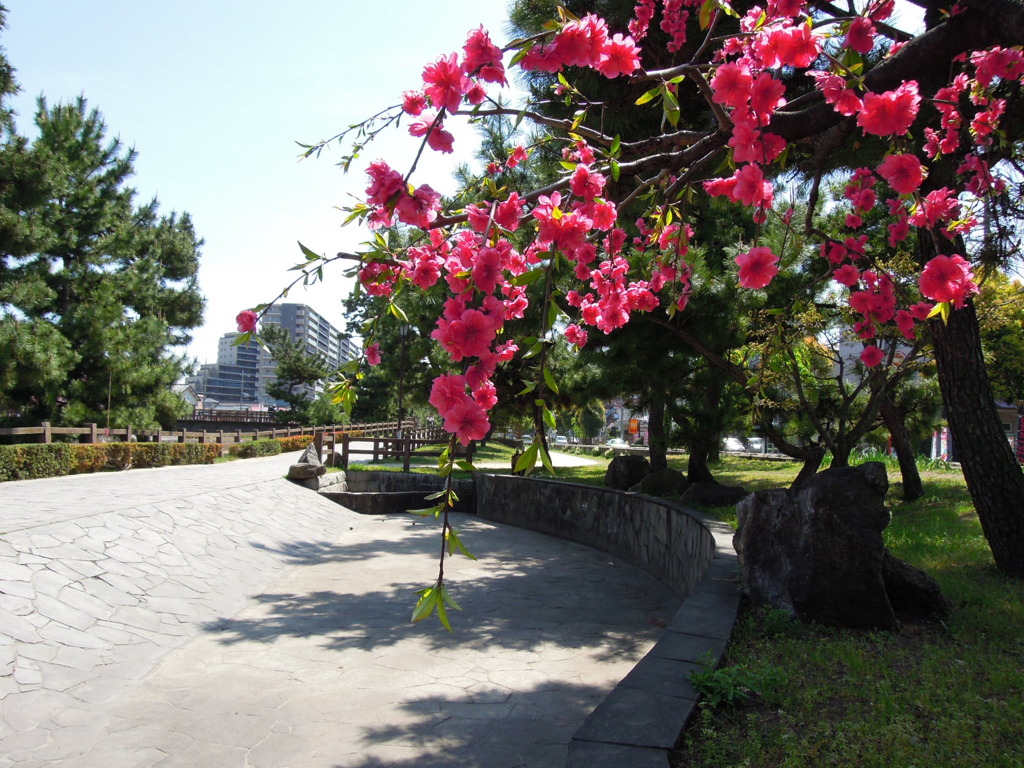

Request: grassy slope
left=668, top=459, right=1024, bottom=768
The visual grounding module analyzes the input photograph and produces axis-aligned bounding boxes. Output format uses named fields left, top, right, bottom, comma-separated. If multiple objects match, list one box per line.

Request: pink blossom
left=711, top=62, right=753, bottom=109
left=735, top=246, right=779, bottom=289
left=402, top=91, right=427, bottom=116
left=506, top=145, right=528, bottom=168
left=833, top=264, right=861, bottom=286
left=857, top=82, right=920, bottom=137
left=570, top=164, right=606, bottom=201
left=365, top=343, right=381, bottom=366
left=429, top=374, right=468, bottom=415
left=495, top=193, right=525, bottom=231
left=395, top=184, right=441, bottom=229
left=844, top=17, right=876, bottom=54
left=443, top=398, right=490, bottom=446
left=596, top=33, right=641, bottom=78
left=422, top=52, right=467, bottom=113
left=877, top=153, right=925, bottom=195
left=919, top=254, right=978, bottom=307
left=235, top=310, right=258, bottom=333
left=860, top=345, right=884, bottom=367
left=432, top=308, right=496, bottom=361
left=472, top=378, right=498, bottom=411
left=463, top=26, right=506, bottom=84
left=564, top=323, right=588, bottom=349
left=895, top=310, right=916, bottom=341
left=557, top=15, right=609, bottom=68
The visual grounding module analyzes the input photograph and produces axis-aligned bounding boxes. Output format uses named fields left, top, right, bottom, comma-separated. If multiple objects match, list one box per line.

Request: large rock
left=630, top=468, right=689, bottom=498
left=287, top=441, right=326, bottom=481
left=733, top=462, right=947, bottom=630
left=604, top=454, right=650, bottom=490
left=682, top=482, right=749, bottom=508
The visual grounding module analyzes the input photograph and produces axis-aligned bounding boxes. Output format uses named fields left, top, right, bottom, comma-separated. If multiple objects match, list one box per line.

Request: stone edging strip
left=566, top=514, right=740, bottom=767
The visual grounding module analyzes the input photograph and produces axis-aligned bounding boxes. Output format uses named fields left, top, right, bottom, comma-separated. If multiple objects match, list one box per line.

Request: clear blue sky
left=3, top=1, right=517, bottom=363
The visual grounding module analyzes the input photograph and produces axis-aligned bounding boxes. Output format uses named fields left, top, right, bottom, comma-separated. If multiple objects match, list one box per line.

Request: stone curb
left=566, top=512, right=741, bottom=767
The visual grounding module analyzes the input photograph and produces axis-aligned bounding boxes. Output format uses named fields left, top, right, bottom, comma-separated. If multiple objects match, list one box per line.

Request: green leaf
left=297, top=241, right=321, bottom=261
left=610, top=159, right=621, bottom=182
left=455, top=460, right=476, bottom=472
left=411, top=586, right=438, bottom=623
left=514, top=441, right=539, bottom=474
left=542, top=365, right=560, bottom=395
left=388, top=303, right=409, bottom=322
left=512, top=269, right=545, bottom=287
left=408, top=505, right=442, bottom=518
left=927, top=301, right=951, bottom=324
left=446, top=528, right=477, bottom=560
left=542, top=405, right=557, bottom=431
left=699, top=0, right=716, bottom=29
left=523, top=340, right=545, bottom=360
left=558, top=160, right=577, bottom=171
left=610, top=135, right=621, bottom=157
left=517, top=380, right=537, bottom=396
left=635, top=85, right=662, bottom=106
left=538, top=442, right=556, bottom=475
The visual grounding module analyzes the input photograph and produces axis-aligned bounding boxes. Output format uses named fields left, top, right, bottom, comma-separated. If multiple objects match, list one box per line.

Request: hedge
left=0, top=435, right=326, bottom=483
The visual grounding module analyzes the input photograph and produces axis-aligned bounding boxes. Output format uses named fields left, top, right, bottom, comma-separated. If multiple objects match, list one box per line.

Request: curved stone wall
left=474, top=474, right=742, bottom=768
left=475, top=475, right=715, bottom=600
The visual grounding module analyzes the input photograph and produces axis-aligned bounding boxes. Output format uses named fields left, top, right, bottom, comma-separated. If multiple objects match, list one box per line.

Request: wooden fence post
left=314, top=432, right=323, bottom=462
left=87, top=423, right=97, bottom=444
left=341, top=434, right=350, bottom=469
left=403, top=438, right=411, bottom=472
left=41, top=421, right=51, bottom=444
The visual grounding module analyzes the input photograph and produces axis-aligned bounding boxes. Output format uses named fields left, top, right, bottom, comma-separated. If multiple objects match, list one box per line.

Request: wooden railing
left=331, top=432, right=467, bottom=472
left=0, top=420, right=440, bottom=447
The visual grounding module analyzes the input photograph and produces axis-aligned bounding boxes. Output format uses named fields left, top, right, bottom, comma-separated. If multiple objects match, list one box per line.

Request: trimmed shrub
left=231, top=439, right=283, bottom=459
left=0, top=443, right=75, bottom=481
left=276, top=435, right=315, bottom=453
left=168, top=442, right=220, bottom=465
left=73, top=444, right=110, bottom=474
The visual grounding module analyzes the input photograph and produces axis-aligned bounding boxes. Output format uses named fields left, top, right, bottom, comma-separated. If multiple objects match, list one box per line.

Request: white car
left=722, top=437, right=744, bottom=452
left=746, top=437, right=765, bottom=452
left=554, top=435, right=568, bottom=445
left=606, top=438, right=628, bottom=447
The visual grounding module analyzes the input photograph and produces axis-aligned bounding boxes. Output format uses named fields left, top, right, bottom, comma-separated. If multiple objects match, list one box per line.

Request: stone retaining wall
left=475, top=474, right=715, bottom=600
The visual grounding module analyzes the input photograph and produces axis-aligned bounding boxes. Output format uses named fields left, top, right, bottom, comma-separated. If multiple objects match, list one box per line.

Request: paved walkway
left=0, top=453, right=677, bottom=767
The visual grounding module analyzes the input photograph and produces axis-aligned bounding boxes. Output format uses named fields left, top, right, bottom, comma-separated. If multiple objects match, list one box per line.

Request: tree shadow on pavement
left=330, top=679, right=608, bottom=768
left=203, top=514, right=678, bottom=661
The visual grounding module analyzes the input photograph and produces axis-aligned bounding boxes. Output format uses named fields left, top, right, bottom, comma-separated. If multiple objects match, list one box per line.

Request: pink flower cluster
left=520, top=14, right=641, bottom=79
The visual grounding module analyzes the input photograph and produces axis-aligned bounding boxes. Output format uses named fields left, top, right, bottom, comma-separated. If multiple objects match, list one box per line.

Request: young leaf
left=514, top=441, right=539, bottom=474
left=543, top=366, right=560, bottom=395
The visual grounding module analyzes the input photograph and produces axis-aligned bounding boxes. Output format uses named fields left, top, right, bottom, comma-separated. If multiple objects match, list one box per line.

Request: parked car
left=606, top=437, right=628, bottom=447
left=554, top=435, right=568, bottom=445
left=722, top=437, right=744, bottom=452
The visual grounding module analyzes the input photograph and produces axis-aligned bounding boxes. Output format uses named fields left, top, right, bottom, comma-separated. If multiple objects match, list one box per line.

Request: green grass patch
left=671, top=464, right=1024, bottom=768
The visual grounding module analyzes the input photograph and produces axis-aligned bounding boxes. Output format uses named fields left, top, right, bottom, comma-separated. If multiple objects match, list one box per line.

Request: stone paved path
left=0, top=454, right=678, bottom=767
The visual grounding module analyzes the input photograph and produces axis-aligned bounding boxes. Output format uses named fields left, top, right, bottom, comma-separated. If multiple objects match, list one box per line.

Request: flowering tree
left=245, top=0, right=1024, bottom=618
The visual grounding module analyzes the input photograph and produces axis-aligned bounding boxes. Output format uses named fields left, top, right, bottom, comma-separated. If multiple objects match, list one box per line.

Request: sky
left=2, top=1, right=520, bottom=364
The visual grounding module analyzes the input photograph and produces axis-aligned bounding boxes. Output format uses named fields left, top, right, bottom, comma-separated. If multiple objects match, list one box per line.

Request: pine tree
left=0, top=75, right=203, bottom=426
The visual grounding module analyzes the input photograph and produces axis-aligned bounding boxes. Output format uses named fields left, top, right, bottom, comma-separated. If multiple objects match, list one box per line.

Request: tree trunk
left=687, top=442, right=717, bottom=484
left=878, top=392, right=924, bottom=502
left=647, top=392, right=668, bottom=472
left=790, top=445, right=825, bottom=492
left=932, top=301, right=1024, bottom=577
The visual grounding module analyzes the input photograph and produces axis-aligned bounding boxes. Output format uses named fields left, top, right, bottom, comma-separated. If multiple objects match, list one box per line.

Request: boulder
left=733, top=462, right=947, bottom=630
left=604, top=454, right=650, bottom=490
left=287, top=462, right=325, bottom=480
left=630, top=468, right=689, bottom=498
left=287, top=441, right=326, bottom=481
left=298, top=442, right=322, bottom=465
left=681, top=482, right=749, bottom=508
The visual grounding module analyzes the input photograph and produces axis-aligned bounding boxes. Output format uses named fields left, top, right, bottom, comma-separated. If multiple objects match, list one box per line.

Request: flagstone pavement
left=0, top=452, right=679, bottom=767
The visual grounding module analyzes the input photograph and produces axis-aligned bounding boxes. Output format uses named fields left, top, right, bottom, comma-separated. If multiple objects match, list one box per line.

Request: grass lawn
left=667, top=458, right=1024, bottom=768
